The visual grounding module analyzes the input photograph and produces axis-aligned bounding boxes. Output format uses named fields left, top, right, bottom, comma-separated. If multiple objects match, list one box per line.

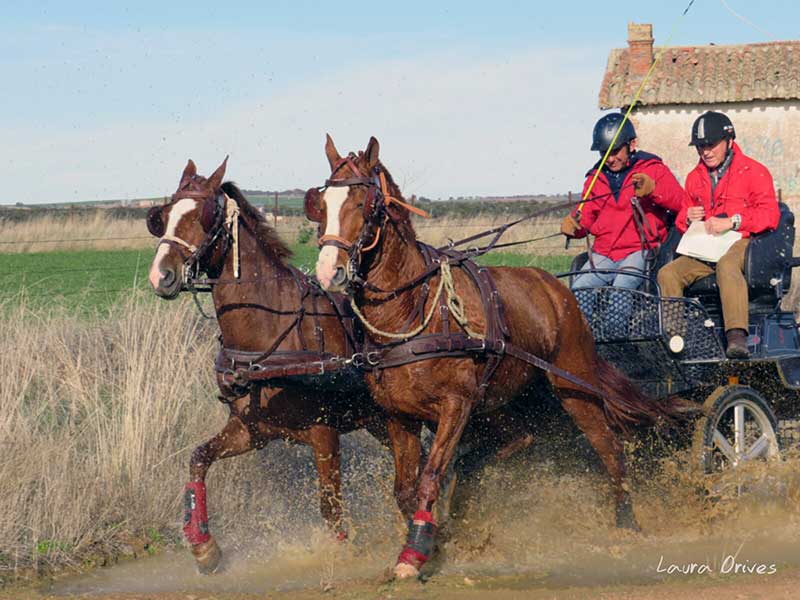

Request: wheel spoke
left=741, top=434, right=772, bottom=462
left=734, top=404, right=746, bottom=456
left=713, top=430, right=738, bottom=465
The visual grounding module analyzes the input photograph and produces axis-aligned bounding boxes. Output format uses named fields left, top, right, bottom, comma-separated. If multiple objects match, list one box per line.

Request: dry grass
left=6, top=200, right=800, bottom=256
left=411, top=215, right=575, bottom=256
left=0, top=292, right=398, bottom=581
left=0, top=212, right=317, bottom=253
left=0, top=294, right=260, bottom=576
left=0, top=213, right=153, bottom=253
left=0, top=210, right=575, bottom=255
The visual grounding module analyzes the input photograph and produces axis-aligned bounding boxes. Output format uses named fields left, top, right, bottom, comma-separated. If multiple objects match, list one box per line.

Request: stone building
left=599, top=23, right=800, bottom=200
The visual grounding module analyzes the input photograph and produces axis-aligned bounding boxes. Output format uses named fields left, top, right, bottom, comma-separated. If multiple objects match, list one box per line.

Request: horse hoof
left=192, top=537, right=222, bottom=574
left=615, top=507, right=641, bottom=532
left=614, top=494, right=641, bottom=532
left=394, top=562, right=419, bottom=579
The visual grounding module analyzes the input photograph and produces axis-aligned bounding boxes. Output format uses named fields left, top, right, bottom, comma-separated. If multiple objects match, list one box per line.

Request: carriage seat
left=654, top=202, right=795, bottom=303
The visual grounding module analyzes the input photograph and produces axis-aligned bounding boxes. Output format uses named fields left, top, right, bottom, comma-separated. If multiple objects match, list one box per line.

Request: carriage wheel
left=693, top=385, right=780, bottom=474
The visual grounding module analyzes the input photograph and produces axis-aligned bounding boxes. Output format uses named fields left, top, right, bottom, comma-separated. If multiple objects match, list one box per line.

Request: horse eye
left=355, top=201, right=364, bottom=209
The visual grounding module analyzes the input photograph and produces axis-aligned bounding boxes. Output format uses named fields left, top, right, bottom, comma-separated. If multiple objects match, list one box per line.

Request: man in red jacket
left=657, top=111, right=780, bottom=358
left=562, top=113, right=684, bottom=290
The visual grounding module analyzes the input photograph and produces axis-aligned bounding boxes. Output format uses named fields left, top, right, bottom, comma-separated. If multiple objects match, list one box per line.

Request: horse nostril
left=331, top=266, right=347, bottom=287
left=161, top=269, right=176, bottom=287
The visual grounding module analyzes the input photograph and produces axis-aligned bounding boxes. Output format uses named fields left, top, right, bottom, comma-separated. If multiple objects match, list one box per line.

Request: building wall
left=629, top=101, right=800, bottom=200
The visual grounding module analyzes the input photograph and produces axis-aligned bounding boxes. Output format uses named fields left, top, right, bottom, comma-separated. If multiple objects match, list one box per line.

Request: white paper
left=676, top=221, right=742, bottom=263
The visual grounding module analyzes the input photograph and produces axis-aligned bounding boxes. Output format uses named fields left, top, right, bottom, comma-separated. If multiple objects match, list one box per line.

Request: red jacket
left=677, top=142, right=779, bottom=237
left=571, top=153, right=684, bottom=261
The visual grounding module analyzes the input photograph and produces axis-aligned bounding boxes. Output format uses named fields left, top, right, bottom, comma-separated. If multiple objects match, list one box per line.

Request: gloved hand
left=560, top=214, right=581, bottom=237
left=631, top=173, right=655, bottom=197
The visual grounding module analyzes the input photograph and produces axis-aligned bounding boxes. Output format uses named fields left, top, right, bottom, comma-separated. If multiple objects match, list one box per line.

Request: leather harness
left=358, top=242, right=609, bottom=401
left=155, top=169, right=609, bottom=404
left=213, top=265, right=364, bottom=398
left=151, top=181, right=365, bottom=401
left=309, top=155, right=611, bottom=402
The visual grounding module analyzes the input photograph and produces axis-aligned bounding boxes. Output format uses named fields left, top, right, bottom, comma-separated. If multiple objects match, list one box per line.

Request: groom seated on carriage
left=561, top=113, right=685, bottom=290
left=657, top=111, right=781, bottom=359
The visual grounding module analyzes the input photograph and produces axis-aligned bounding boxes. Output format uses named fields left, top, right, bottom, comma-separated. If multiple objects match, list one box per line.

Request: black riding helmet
left=591, top=113, right=637, bottom=153
left=689, top=111, right=736, bottom=146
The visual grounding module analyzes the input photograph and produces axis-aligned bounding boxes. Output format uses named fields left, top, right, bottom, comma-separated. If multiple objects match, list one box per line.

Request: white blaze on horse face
left=147, top=198, right=199, bottom=290
left=315, top=186, right=349, bottom=289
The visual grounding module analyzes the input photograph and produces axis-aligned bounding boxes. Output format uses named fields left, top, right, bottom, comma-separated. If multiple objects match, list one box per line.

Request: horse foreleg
left=557, top=389, right=640, bottom=531
left=309, top=425, right=347, bottom=540
left=186, top=414, right=255, bottom=574
left=386, top=415, right=422, bottom=521
left=395, top=395, right=473, bottom=579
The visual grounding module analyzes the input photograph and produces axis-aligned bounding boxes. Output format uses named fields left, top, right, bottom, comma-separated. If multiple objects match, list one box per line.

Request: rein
left=339, top=185, right=634, bottom=302
left=310, top=158, right=635, bottom=402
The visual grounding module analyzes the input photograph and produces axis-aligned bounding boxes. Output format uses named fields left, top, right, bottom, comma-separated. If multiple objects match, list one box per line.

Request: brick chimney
left=628, top=23, right=653, bottom=77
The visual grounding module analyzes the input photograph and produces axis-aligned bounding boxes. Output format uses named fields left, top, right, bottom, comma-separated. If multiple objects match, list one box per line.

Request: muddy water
left=42, top=428, right=800, bottom=597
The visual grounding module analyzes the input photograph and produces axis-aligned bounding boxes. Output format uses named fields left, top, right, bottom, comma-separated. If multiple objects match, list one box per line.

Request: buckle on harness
left=366, top=351, right=381, bottom=366
left=350, top=353, right=364, bottom=368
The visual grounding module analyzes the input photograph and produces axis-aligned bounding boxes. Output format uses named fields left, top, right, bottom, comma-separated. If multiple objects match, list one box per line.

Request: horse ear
left=180, top=159, right=197, bottom=186
left=325, top=133, right=341, bottom=171
left=207, top=156, right=228, bottom=190
left=365, top=136, right=380, bottom=169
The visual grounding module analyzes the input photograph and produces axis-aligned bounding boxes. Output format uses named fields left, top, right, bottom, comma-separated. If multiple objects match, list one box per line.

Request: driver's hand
left=631, top=173, right=655, bottom=197
left=687, top=206, right=705, bottom=222
left=560, top=214, right=581, bottom=237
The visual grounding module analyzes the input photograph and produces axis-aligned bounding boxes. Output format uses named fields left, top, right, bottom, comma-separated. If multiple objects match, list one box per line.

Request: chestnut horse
left=147, top=158, right=385, bottom=574
left=312, top=136, right=682, bottom=578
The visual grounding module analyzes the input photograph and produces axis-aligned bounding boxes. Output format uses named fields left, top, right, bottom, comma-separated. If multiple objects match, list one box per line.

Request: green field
left=1, top=246, right=572, bottom=314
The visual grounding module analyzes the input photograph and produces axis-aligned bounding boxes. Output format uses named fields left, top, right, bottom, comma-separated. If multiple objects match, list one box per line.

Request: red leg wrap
left=396, top=510, right=437, bottom=570
left=183, top=482, right=211, bottom=545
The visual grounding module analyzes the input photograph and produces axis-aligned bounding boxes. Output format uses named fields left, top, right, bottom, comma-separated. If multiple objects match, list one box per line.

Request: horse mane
left=375, top=159, right=417, bottom=242
left=221, top=181, right=293, bottom=264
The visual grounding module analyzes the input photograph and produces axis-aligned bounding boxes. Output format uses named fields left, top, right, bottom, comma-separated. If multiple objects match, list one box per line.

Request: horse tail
left=594, top=357, right=687, bottom=432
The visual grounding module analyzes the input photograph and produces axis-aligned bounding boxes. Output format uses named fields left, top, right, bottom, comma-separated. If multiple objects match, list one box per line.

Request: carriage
left=561, top=201, right=800, bottom=474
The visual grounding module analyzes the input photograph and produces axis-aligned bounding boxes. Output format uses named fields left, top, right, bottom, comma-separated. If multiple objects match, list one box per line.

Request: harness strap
left=159, top=235, right=198, bottom=254
left=367, top=336, right=607, bottom=400
left=215, top=349, right=354, bottom=391
left=319, top=234, right=353, bottom=250
left=504, top=344, right=607, bottom=398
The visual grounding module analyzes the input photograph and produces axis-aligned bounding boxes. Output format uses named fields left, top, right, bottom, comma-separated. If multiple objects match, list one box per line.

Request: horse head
left=310, top=135, right=424, bottom=292
left=147, top=157, right=231, bottom=298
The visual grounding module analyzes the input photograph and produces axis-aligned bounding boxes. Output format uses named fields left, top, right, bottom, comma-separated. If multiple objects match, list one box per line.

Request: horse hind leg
left=309, top=425, right=347, bottom=540
left=186, top=413, right=257, bottom=574
left=552, top=381, right=640, bottom=532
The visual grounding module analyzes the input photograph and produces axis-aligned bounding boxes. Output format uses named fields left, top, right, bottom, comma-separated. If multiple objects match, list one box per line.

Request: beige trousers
left=656, top=238, right=750, bottom=332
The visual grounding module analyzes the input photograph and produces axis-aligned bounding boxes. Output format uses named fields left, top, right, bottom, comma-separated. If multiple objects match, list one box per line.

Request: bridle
left=148, top=182, right=240, bottom=290
left=306, top=153, right=427, bottom=289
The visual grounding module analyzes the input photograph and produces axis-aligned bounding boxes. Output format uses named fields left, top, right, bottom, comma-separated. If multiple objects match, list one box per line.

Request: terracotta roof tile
left=599, top=40, right=800, bottom=109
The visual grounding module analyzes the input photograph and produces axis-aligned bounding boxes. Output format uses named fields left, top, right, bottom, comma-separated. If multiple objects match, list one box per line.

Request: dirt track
left=5, top=565, right=800, bottom=600
left=7, top=434, right=800, bottom=600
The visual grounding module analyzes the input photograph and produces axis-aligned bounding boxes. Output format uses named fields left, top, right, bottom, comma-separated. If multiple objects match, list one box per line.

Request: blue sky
left=3, top=1, right=798, bottom=203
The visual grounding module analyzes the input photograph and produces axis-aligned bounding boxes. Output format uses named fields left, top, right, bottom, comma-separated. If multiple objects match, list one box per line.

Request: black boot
left=725, top=328, right=750, bottom=359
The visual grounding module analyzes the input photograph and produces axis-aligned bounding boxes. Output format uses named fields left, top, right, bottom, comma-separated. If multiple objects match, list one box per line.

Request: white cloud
left=2, top=45, right=608, bottom=203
